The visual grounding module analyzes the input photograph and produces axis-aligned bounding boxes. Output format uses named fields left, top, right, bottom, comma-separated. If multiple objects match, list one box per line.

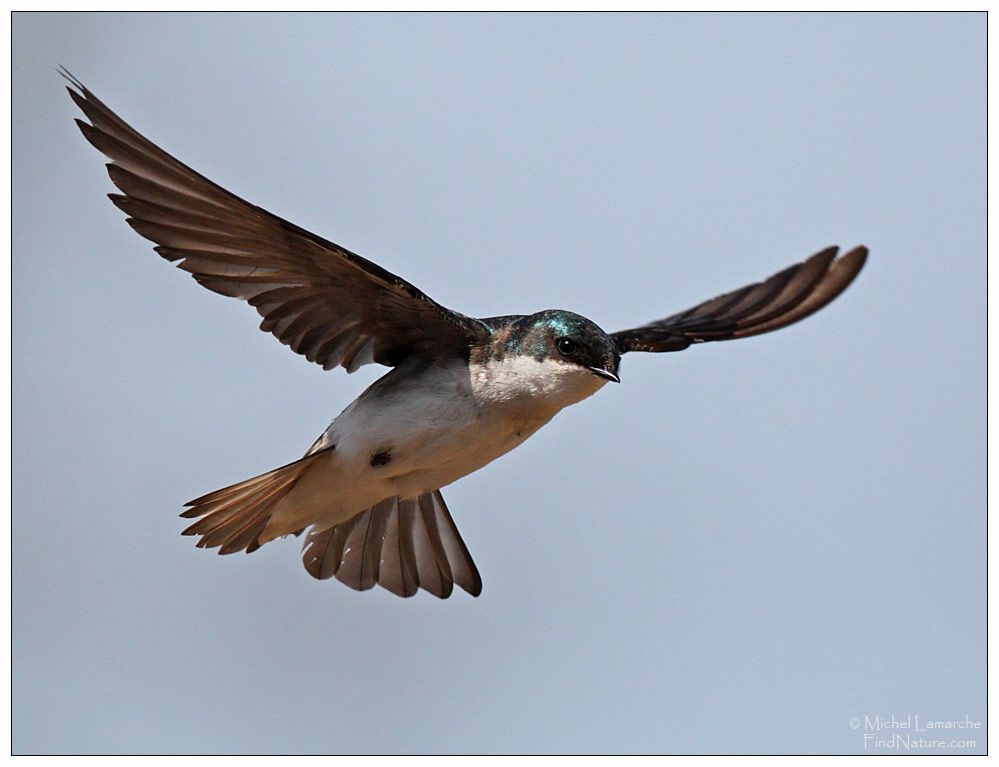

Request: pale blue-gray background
left=13, top=12, right=985, bottom=755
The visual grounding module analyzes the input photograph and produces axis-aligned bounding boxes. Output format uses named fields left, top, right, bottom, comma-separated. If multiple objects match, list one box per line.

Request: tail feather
left=302, top=490, right=481, bottom=599
left=180, top=470, right=285, bottom=518
left=184, top=477, right=287, bottom=540
left=373, top=501, right=419, bottom=597
left=334, top=504, right=390, bottom=592
left=213, top=508, right=270, bottom=555
left=181, top=453, right=323, bottom=554
left=194, top=473, right=302, bottom=550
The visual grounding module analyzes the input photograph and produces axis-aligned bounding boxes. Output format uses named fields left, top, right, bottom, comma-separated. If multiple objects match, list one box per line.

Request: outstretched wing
left=611, top=245, right=867, bottom=354
left=63, top=69, right=488, bottom=372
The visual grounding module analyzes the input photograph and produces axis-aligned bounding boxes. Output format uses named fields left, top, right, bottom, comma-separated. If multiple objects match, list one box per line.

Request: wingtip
left=811, top=244, right=867, bottom=288
left=803, top=245, right=840, bottom=272
left=834, top=245, right=869, bottom=280
left=57, top=65, right=84, bottom=92
left=842, top=244, right=869, bottom=263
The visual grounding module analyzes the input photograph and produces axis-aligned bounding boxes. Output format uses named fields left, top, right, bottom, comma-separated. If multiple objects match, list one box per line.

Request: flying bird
left=64, top=70, right=867, bottom=599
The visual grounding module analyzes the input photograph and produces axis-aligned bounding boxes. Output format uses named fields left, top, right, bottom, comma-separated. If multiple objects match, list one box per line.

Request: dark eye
left=557, top=338, right=577, bottom=356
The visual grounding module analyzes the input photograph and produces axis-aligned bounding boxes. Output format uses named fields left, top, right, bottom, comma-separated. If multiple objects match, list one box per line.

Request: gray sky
left=13, top=12, right=985, bottom=755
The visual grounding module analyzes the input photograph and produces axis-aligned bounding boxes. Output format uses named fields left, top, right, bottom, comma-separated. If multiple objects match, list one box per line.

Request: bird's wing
left=63, top=70, right=489, bottom=372
left=611, top=245, right=867, bottom=354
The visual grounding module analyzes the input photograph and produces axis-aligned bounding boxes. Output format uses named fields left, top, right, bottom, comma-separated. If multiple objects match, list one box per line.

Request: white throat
left=470, top=354, right=608, bottom=417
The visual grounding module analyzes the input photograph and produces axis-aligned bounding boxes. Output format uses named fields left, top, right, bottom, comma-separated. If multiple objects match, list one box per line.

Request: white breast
left=284, top=356, right=608, bottom=532
left=346, top=356, right=603, bottom=482
left=469, top=354, right=608, bottom=414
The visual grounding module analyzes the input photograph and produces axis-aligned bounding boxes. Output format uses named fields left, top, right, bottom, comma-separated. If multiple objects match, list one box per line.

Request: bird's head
left=506, top=310, right=621, bottom=384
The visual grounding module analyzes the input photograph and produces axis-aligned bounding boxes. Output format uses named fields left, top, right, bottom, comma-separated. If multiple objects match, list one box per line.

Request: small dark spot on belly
left=370, top=450, right=392, bottom=467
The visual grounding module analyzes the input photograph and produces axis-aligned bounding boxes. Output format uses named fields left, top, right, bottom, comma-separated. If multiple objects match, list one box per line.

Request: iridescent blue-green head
left=490, top=309, right=621, bottom=383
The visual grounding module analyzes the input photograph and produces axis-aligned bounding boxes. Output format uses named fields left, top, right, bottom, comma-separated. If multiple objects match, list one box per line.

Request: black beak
left=588, top=366, right=620, bottom=383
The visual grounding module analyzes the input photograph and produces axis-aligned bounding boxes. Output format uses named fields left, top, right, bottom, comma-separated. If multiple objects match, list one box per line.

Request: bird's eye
left=557, top=338, right=577, bottom=356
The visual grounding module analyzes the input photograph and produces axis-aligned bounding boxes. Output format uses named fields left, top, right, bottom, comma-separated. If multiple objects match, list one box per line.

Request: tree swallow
left=64, top=71, right=867, bottom=599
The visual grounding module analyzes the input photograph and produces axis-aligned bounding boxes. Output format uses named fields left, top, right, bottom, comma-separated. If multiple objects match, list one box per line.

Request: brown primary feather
left=611, top=245, right=867, bottom=354
left=63, top=69, right=489, bottom=374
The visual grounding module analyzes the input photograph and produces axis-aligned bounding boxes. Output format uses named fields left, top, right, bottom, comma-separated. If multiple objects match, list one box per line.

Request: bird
left=63, top=69, right=867, bottom=599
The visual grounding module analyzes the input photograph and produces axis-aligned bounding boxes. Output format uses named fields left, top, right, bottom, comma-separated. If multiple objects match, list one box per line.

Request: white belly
left=264, top=355, right=607, bottom=535
left=332, top=359, right=570, bottom=495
